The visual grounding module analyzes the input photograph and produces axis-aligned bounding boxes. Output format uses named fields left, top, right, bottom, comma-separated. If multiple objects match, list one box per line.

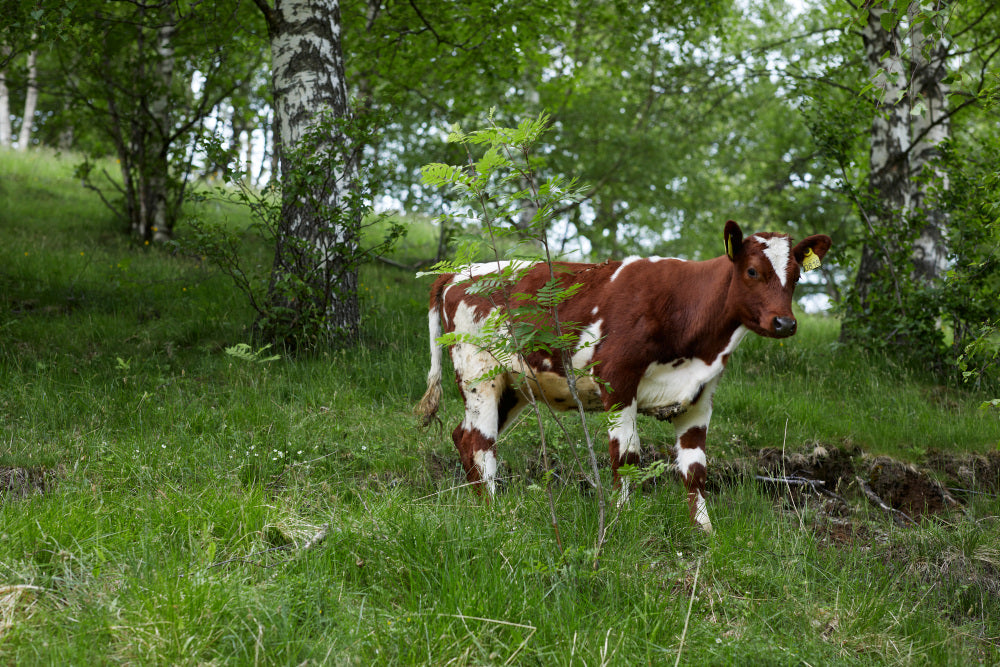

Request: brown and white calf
left=416, top=221, right=831, bottom=531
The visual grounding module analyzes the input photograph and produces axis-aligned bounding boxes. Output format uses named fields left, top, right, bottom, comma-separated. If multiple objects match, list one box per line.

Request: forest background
left=2, top=0, right=999, bottom=366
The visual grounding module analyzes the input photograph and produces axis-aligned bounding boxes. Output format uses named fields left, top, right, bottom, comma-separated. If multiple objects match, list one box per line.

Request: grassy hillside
left=1, top=148, right=999, bottom=664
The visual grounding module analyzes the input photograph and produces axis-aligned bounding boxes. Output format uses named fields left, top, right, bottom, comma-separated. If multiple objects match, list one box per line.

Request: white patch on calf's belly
left=515, top=369, right=603, bottom=410
left=636, top=358, right=718, bottom=411
left=636, top=326, right=748, bottom=412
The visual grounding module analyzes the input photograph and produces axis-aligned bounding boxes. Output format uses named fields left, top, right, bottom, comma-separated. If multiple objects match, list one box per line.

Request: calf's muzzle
left=773, top=316, right=797, bottom=337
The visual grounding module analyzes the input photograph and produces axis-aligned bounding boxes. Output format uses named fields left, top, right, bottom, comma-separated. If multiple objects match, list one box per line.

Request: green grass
left=1, top=148, right=999, bottom=664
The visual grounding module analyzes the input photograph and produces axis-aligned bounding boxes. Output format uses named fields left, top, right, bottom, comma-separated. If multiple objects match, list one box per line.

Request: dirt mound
left=925, top=450, right=1000, bottom=496
left=865, top=456, right=960, bottom=518
left=713, top=445, right=992, bottom=523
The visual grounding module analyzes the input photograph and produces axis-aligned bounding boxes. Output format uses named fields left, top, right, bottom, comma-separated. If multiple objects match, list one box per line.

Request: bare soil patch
left=713, top=445, right=999, bottom=523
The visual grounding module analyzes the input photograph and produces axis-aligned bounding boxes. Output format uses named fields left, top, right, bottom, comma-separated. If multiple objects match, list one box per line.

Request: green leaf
left=225, top=343, right=281, bottom=364
left=879, top=10, right=898, bottom=33
left=420, top=163, right=466, bottom=187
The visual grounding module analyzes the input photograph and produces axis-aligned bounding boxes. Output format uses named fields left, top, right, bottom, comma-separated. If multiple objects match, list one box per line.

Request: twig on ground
left=855, top=476, right=916, bottom=525
left=754, top=474, right=850, bottom=506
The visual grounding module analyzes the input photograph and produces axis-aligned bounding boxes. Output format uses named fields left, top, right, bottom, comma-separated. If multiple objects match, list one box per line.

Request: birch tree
left=858, top=0, right=950, bottom=285
left=252, top=0, right=359, bottom=345
left=807, top=0, right=1000, bottom=366
left=848, top=2, right=912, bottom=313
left=842, top=0, right=953, bottom=344
left=16, top=48, right=37, bottom=151
left=0, top=50, right=10, bottom=147
left=906, top=1, right=951, bottom=282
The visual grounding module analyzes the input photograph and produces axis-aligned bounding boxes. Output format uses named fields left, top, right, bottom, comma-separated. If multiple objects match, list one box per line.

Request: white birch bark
left=258, top=0, right=358, bottom=342
left=907, top=2, right=950, bottom=282
left=864, top=5, right=910, bottom=213
left=148, top=19, right=175, bottom=242
left=17, top=50, right=37, bottom=151
left=853, top=4, right=912, bottom=308
left=0, top=47, right=11, bottom=147
left=268, top=0, right=348, bottom=160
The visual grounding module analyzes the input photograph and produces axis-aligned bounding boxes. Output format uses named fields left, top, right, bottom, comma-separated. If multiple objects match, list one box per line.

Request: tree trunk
left=907, top=3, right=950, bottom=283
left=17, top=49, right=37, bottom=151
left=267, top=109, right=280, bottom=184
left=843, top=2, right=954, bottom=346
left=147, top=17, right=176, bottom=242
left=256, top=0, right=358, bottom=346
left=852, top=3, right=911, bottom=312
left=0, top=47, right=11, bottom=147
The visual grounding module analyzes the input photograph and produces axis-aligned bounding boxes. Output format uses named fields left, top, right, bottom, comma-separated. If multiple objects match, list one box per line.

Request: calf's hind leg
left=451, top=372, right=505, bottom=496
left=452, top=422, right=498, bottom=496
left=451, top=376, right=529, bottom=497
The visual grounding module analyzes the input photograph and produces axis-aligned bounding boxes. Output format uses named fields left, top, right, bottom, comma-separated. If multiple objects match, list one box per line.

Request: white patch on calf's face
left=754, top=235, right=791, bottom=287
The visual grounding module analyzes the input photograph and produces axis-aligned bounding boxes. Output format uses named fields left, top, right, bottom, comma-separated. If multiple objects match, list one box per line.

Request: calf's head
left=724, top=220, right=832, bottom=338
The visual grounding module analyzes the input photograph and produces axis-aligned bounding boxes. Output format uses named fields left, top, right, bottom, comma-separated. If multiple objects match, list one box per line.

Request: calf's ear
left=724, top=220, right=744, bottom=261
left=792, top=234, right=833, bottom=266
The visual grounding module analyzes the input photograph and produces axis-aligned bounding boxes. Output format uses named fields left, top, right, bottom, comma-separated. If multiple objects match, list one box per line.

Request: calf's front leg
left=607, top=398, right=641, bottom=506
left=672, top=385, right=717, bottom=532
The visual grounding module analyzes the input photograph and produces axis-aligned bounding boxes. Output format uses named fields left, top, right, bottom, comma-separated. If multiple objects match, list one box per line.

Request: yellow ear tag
left=803, top=248, right=821, bottom=272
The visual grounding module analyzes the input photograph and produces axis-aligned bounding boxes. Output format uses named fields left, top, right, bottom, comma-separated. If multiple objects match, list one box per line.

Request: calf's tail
left=415, top=278, right=447, bottom=428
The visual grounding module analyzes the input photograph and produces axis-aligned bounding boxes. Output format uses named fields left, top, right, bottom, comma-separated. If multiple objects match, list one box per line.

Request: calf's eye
left=747, top=267, right=759, bottom=279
